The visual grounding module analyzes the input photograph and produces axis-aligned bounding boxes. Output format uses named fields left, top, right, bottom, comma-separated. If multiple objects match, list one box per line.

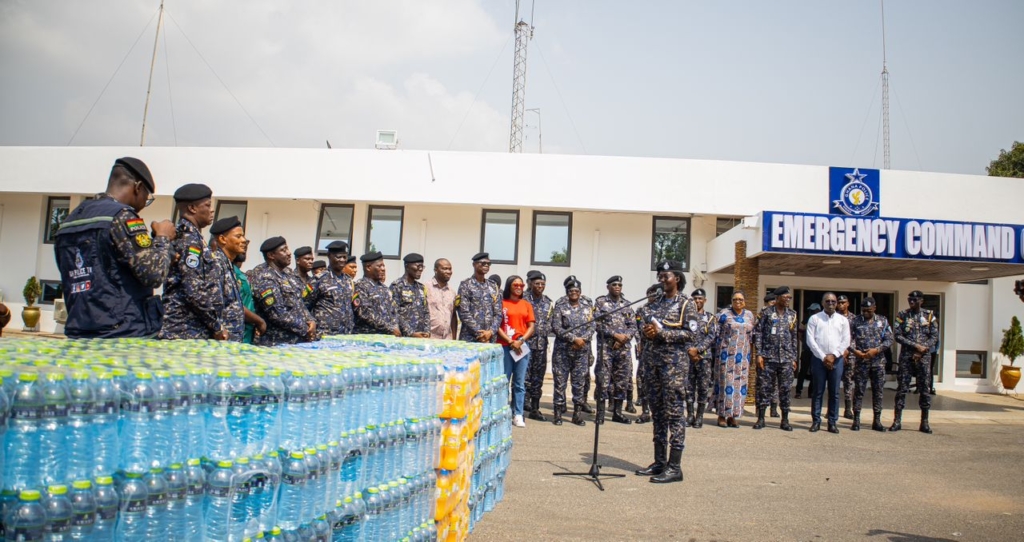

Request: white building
left=1, top=146, right=1022, bottom=393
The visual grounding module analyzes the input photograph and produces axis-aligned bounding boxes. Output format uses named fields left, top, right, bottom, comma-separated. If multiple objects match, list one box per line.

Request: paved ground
left=471, top=390, right=1024, bottom=542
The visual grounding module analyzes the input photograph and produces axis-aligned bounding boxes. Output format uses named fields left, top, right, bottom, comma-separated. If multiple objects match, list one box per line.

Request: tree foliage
left=549, top=248, right=568, bottom=264
left=23, top=277, right=41, bottom=306
left=653, top=231, right=689, bottom=268
left=1000, top=316, right=1024, bottom=367
left=986, top=141, right=1024, bottom=178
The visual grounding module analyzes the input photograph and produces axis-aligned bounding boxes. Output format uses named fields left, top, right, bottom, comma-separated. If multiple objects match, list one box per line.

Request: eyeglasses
left=609, top=282, right=622, bottom=287
left=136, top=181, right=155, bottom=207
left=477, top=261, right=492, bottom=267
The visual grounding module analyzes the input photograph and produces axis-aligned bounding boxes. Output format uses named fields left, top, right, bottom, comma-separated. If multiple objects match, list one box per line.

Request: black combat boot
left=692, top=403, right=705, bottom=429
left=780, top=409, right=793, bottom=431
left=851, top=409, right=861, bottom=431
left=636, top=404, right=651, bottom=424
left=888, top=408, right=902, bottom=432
left=612, top=401, right=632, bottom=424
left=844, top=399, right=854, bottom=420
left=625, top=388, right=637, bottom=414
left=919, top=408, right=932, bottom=434
left=650, top=448, right=683, bottom=484
left=753, top=406, right=766, bottom=430
left=685, top=401, right=695, bottom=427
left=770, top=402, right=780, bottom=418
left=571, top=405, right=586, bottom=426
left=871, top=409, right=885, bottom=432
left=635, top=443, right=666, bottom=476
left=527, top=397, right=546, bottom=421
left=580, top=401, right=595, bottom=414
left=523, top=394, right=533, bottom=413
left=552, top=404, right=564, bottom=426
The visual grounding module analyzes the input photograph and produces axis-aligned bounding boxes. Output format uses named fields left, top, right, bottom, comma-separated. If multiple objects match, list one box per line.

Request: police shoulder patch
left=134, top=233, right=152, bottom=248
left=124, top=217, right=148, bottom=234
left=185, top=253, right=200, bottom=269
left=454, top=295, right=461, bottom=307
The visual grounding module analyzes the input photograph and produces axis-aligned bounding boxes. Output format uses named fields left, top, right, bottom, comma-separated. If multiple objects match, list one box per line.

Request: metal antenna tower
left=508, top=0, right=535, bottom=153
left=140, top=0, right=166, bottom=146
left=880, top=0, right=890, bottom=169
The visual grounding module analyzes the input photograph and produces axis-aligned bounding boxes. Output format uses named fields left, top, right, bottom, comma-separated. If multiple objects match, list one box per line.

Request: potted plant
left=21, top=276, right=42, bottom=331
left=998, top=315, right=1024, bottom=392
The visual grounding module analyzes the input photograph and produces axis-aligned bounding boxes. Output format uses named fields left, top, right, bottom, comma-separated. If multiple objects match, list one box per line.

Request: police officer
left=594, top=275, right=637, bottom=424
left=760, top=292, right=781, bottom=417
left=849, top=296, right=893, bottom=432
left=343, top=255, right=358, bottom=279
left=294, top=246, right=314, bottom=285
left=311, top=260, right=327, bottom=278
left=635, top=260, right=696, bottom=484
left=306, top=240, right=355, bottom=336
left=456, top=253, right=502, bottom=343
left=557, top=275, right=597, bottom=414
left=159, top=183, right=238, bottom=341
left=551, top=277, right=595, bottom=426
left=390, top=253, right=431, bottom=338
left=248, top=237, right=317, bottom=345
left=686, top=288, right=719, bottom=429
left=892, top=290, right=939, bottom=434
left=54, top=157, right=176, bottom=338
left=753, top=286, right=799, bottom=431
left=836, top=294, right=858, bottom=419
left=524, top=271, right=553, bottom=421
left=353, top=251, right=401, bottom=335
left=633, top=283, right=663, bottom=425
left=211, top=217, right=266, bottom=344
left=206, top=216, right=249, bottom=342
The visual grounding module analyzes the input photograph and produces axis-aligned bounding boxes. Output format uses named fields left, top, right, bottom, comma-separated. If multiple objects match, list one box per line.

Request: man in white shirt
left=805, top=292, right=851, bottom=434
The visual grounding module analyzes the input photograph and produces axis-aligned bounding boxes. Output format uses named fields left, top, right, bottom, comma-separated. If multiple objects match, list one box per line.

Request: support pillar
left=734, top=240, right=760, bottom=404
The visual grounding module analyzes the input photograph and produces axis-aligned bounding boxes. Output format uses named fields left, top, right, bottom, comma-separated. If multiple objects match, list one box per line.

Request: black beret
left=656, top=260, right=683, bottom=272
left=172, top=183, right=212, bottom=203
left=607, top=275, right=623, bottom=285
left=293, top=246, right=312, bottom=258
left=260, top=236, right=286, bottom=253
left=361, top=251, right=383, bottom=263
left=526, top=270, right=543, bottom=281
left=311, top=260, right=327, bottom=270
left=563, top=275, right=578, bottom=288
left=565, top=279, right=582, bottom=291
left=764, top=292, right=777, bottom=302
left=837, top=294, right=849, bottom=302
left=646, top=283, right=662, bottom=294
left=403, top=253, right=424, bottom=264
left=326, top=240, right=349, bottom=254
left=862, top=296, right=876, bottom=308
left=209, top=216, right=242, bottom=236
left=472, top=252, right=490, bottom=262
left=114, top=157, right=155, bottom=192
left=773, top=286, right=791, bottom=296
left=488, top=274, right=502, bottom=287
left=346, top=255, right=356, bottom=264
left=908, top=290, right=924, bottom=299
left=691, top=288, right=706, bottom=297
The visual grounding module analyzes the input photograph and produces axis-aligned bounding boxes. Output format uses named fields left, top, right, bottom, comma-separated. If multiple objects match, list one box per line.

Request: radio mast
left=881, top=0, right=890, bottom=169
left=508, top=0, right=535, bottom=153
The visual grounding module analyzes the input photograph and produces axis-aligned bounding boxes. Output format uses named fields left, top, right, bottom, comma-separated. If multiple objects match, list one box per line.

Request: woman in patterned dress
left=713, top=290, right=755, bottom=427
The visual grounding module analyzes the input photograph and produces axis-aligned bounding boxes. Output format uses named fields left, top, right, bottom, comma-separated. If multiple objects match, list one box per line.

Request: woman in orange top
left=498, top=275, right=536, bottom=428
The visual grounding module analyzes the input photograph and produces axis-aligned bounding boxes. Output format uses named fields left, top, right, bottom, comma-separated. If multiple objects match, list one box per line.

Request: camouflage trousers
left=525, top=339, right=548, bottom=402
left=595, top=343, right=633, bottom=402
left=757, top=361, right=794, bottom=410
left=584, top=349, right=595, bottom=402
left=552, top=343, right=589, bottom=409
left=895, top=354, right=932, bottom=411
left=854, top=360, right=885, bottom=413
left=636, top=352, right=650, bottom=407
left=755, top=362, right=780, bottom=403
left=686, top=358, right=711, bottom=405
left=649, top=359, right=689, bottom=451
left=842, top=356, right=856, bottom=400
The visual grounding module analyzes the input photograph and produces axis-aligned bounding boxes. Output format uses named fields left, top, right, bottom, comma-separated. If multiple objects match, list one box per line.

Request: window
left=531, top=211, right=572, bottom=266
left=716, top=285, right=735, bottom=311
left=316, top=204, right=355, bottom=255
left=366, top=206, right=404, bottom=259
left=480, top=210, right=519, bottom=264
left=955, top=351, right=986, bottom=379
left=44, top=197, right=71, bottom=244
left=214, top=200, right=248, bottom=229
left=39, top=280, right=63, bottom=306
left=651, top=216, right=690, bottom=271
left=716, top=217, right=741, bottom=237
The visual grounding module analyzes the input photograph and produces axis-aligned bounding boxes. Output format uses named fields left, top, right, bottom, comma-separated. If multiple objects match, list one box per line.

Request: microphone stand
left=552, top=293, right=658, bottom=491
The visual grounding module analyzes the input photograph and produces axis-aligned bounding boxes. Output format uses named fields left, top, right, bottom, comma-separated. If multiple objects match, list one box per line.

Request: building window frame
left=365, top=205, right=405, bottom=259
left=955, top=350, right=987, bottom=379
left=315, top=203, right=355, bottom=255
left=44, top=196, right=71, bottom=244
left=39, top=280, right=63, bottom=306
left=480, top=209, right=520, bottom=265
left=214, top=200, right=248, bottom=229
left=530, top=211, right=572, bottom=267
left=651, top=215, right=691, bottom=271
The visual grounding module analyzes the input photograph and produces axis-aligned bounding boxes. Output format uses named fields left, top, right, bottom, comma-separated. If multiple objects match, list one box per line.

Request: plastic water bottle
left=151, top=371, right=175, bottom=467
left=302, top=448, right=322, bottom=522
left=182, top=459, right=206, bottom=542
left=204, top=461, right=234, bottom=542
left=229, top=371, right=253, bottom=456
left=367, top=364, right=385, bottom=427
left=363, top=425, right=380, bottom=487
left=39, top=373, right=69, bottom=486
left=316, top=371, right=332, bottom=446
left=117, top=472, right=149, bottom=542
left=68, top=480, right=96, bottom=541
left=91, top=476, right=118, bottom=542
left=0, top=489, right=19, bottom=542
left=312, top=514, right=331, bottom=541
left=4, top=373, right=42, bottom=490
left=91, top=373, right=119, bottom=478
left=302, top=373, right=320, bottom=450
left=6, top=490, right=46, bottom=542
left=185, top=368, right=208, bottom=460
left=64, top=372, right=95, bottom=483
left=325, top=442, right=342, bottom=509
left=232, top=457, right=254, bottom=540
left=206, top=371, right=234, bottom=461
left=258, top=452, right=282, bottom=533
left=314, top=445, right=330, bottom=518
left=348, top=494, right=366, bottom=542
left=165, top=464, right=187, bottom=538
left=362, top=488, right=383, bottom=542
left=169, top=369, right=192, bottom=464
left=328, top=367, right=345, bottom=437
left=265, top=526, right=283, bottom=541
left=277, top=451, right=307, bottom=532
left=121, top=371, right=156, bottom=474
left=143, top=468, right=168, bottom=540
left=352, top=428, right=369, bottom=493
left=42, top=485, right=72, bottom=542
left=281, top=372, right=307, bottom=453
left=261, top=369, right=284, bottom=454
left=248, top=371, right=269, bottom=454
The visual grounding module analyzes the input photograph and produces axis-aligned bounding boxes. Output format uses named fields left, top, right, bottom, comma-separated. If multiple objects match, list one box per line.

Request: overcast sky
left=1, top=0, right=1021, bottom=175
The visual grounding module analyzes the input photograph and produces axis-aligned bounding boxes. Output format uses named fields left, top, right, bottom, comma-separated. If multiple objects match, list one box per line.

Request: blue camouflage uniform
left=754, top=307, right=799, bottom=411
left=840, top=310, right=858, bottom=403
left=645, top=292, right=697, bottom=452
left=634, top=306, right=654, bottom=410
left=353, top=277, right=400, bottom=335
left=551, top=298, right=595, bottom=413
left=687, top=308, right=719, bottom=407
left=390, top=277, right=431, bottom=337
left=456, top=277, right=502, bottom=343
left=594, top=294, right=637, bottom=402
left=248, top=262, right=314, bottom=345
left=850, top=313, right=893, bottom=415
left=306, top=270, right=355, bottom=336
left=893, top=308, right=938, bottom=411
left=159, top=219, right=241, bottom=340
left=525, top=291, right=554, bottom=404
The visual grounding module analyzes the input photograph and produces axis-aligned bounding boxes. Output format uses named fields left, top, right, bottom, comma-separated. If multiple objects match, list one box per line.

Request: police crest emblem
left=830, top=167, right=880, bottom=217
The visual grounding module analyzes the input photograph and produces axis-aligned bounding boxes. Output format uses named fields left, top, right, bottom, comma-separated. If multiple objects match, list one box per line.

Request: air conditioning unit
left=54, top=299, right=68, bottom=324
